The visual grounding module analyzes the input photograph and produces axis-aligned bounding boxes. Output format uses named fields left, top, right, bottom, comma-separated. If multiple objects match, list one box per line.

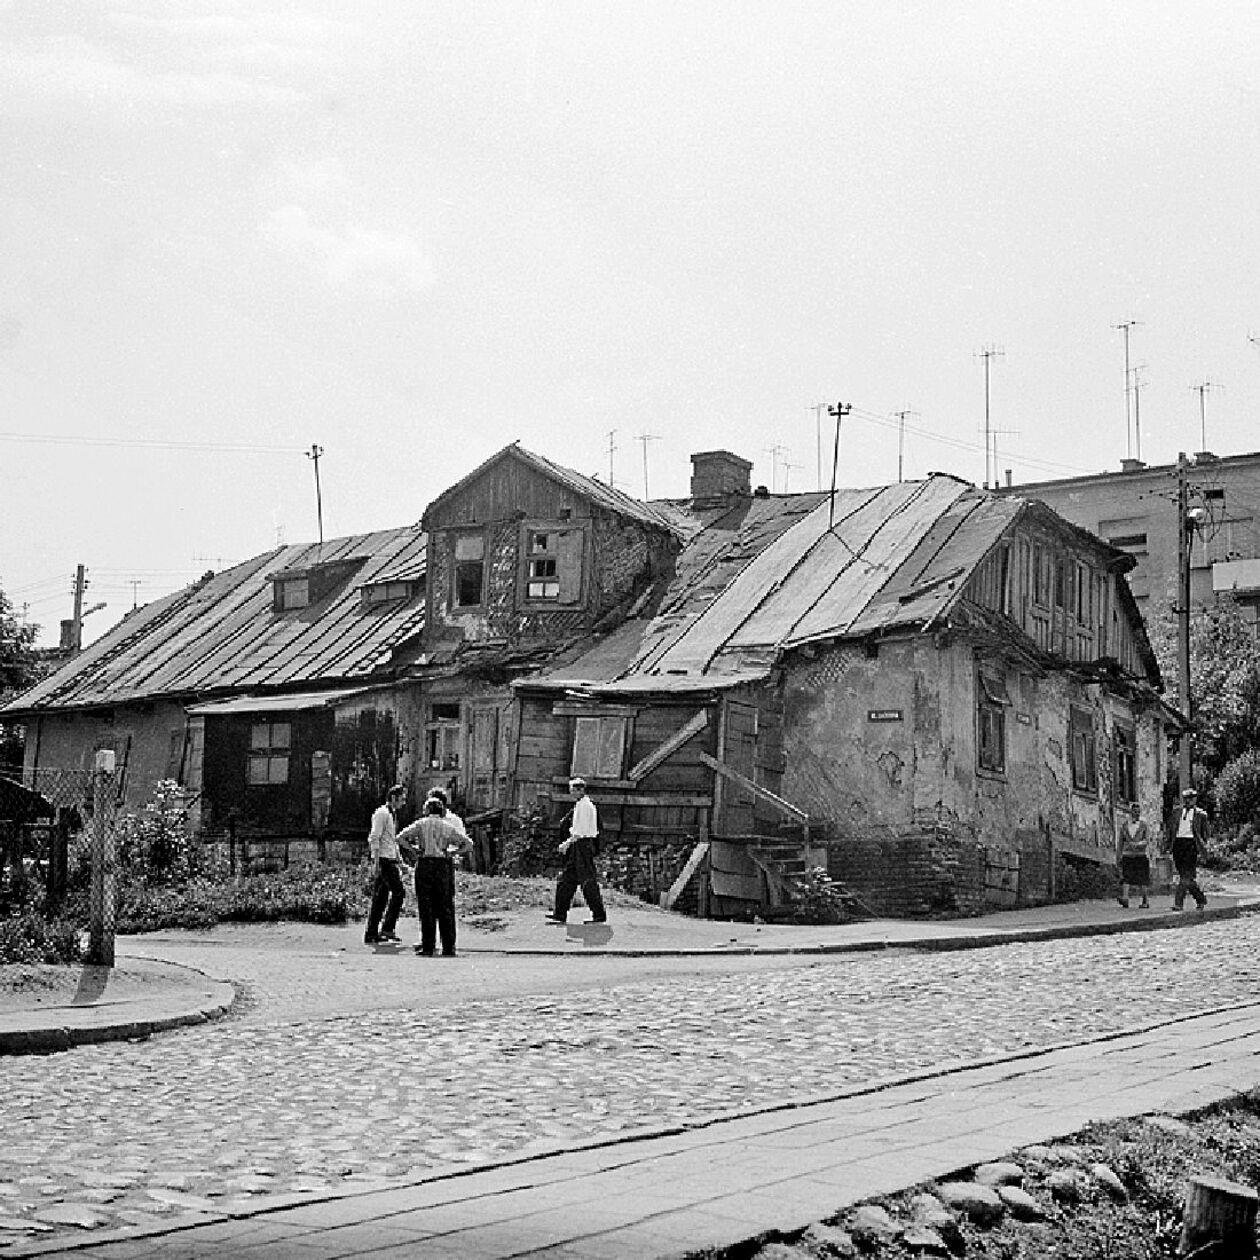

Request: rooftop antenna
left=976, top=345, right=1005, bottom=487
left=763, top=444, right=788, bottom=492
left=129, top=579, right=141, bottom=610
left=1190, top=381, right=1221, bottom=452
left=892, top=409, right=918, bottom=482
left=1131, top=364, right=1147, bottom=461
left=635, top=432, right=660, bottom=498
left=810, top=403, right=828, bottom=490
left=1113, top=320, right=1142, bottom=459
left=606, top=429, right=617, bottom=487
left=307, top=443, right=325, bottom=544
left=782, top=456, right=803, bottom=492
left=827, top=402, right=850, bottom=529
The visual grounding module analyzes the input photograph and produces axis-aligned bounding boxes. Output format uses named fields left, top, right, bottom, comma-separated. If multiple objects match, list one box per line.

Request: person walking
left=1168, top=786, right=1209, bottom=911
left=1115, top=801, right=1151, bottom=908
left=398, top=797, right=474, bottom=956
left=545, top=777, right=607, bottom=925
left=364, top=785, right=412, bottom=945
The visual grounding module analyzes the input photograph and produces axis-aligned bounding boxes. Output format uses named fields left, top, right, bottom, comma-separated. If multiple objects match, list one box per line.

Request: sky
left=3, top=1, right=1260, bottom=648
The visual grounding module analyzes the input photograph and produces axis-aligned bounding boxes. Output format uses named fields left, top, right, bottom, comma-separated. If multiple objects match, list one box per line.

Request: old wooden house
left=4, top=441, right=1174, bottom=914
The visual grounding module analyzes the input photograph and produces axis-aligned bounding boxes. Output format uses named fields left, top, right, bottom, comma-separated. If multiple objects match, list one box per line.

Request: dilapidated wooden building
left=3, top=442, right=1175, bottom=914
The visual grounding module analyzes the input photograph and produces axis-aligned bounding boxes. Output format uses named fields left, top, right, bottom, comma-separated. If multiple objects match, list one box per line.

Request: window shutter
left=557, top=530, right=583, bottom=605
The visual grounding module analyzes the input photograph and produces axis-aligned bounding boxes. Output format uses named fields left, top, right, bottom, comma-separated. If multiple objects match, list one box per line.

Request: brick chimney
left=690, top=450, right=752, bottom=504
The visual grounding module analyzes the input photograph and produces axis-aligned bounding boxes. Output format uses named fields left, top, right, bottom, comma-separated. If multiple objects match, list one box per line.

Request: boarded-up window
left=1069, top=706, right=1097, bottom=794
left=976, top=673, right=1007, bottom=775
left=571, top=716, right=627, bottom=780
left=248, top=720, right=291, bottom=786
left=276, top=577, right=309, bottom=611
left=453, top=533, right=485, bottom=607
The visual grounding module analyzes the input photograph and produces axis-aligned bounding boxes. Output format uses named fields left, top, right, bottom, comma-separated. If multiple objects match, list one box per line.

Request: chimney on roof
left=1120, top=458, right=1147, bottom=472
left=59, top=620, right=76, bottom=652
left=690, top=450, right=752, bottom=503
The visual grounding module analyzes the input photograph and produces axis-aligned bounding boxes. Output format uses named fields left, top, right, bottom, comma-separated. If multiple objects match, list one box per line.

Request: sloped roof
left=4, top=528, right=427, bottom=715
left=421, top=442, right=678, bottom=533
left=521, top=476, right=1105, bottom=693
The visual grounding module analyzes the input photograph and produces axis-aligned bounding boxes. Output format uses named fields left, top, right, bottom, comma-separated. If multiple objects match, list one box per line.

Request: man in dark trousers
left=1168, top=786, right=1209, bottom=911
left=364, top=785, right=411, bottom=944
left=545, top=777, right=607, bottom=925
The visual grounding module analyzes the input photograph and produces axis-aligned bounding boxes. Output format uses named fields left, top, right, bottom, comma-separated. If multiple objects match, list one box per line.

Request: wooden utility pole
left=70, top=564, right=86, bottom=652
left=307, top=444, right=325, bottom=544
left=1176, top=453, right=1193, bottom=792
left=827, top=402, right=850, bottom=529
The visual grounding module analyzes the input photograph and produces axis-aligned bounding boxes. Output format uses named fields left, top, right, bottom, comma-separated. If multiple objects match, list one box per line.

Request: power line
left=0, top=431, right=307, bottom=454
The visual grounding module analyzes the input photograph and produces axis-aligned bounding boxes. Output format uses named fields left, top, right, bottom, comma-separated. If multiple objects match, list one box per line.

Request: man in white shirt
left=545, top=777, right=607, bottom=925
left=364, top=785, right=411, bottom=945
left=1168, top=786, right=1209, bottom=911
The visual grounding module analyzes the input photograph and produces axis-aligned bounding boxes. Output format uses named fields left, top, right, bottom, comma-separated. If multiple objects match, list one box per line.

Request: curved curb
left=0, top=961, right=236, bottom=1057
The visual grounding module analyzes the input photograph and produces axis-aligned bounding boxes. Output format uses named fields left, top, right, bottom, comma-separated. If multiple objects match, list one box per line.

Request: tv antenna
left=635, top=432, right=660, bottom=498
left=1112, top=320, right=1142, bottom=460
left=1189, top=381, right=1221, bottom=453
left=892, top=409, right=918, bottom=482
left=810, top=402, right=828, bottom=490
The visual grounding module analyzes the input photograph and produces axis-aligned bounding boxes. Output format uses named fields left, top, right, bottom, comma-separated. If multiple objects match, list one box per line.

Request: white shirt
left=367, top=803, right=401, bottom=861
left=570, top=794, right=598, bottom=839
left=1177, top=808, right=1196, bottom=839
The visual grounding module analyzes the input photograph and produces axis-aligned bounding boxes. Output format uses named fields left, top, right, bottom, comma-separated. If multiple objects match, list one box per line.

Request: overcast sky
left=3, top=1, right=1259, bottom=647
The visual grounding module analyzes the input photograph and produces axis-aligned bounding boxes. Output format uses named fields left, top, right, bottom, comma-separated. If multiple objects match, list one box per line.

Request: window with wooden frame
left=1032, top=545, right=1048, bottom=607
left=1069, top=706, right=1098, bottom=794
left=570, top=714, right=628, bottom=780
left=275, top=576, right=309, bottom=611
left=522, top=526, right=584, bottom=605
left=452, top=532, right=486, bottom=608
left=426, top=702, right=462, bottom=770
left=248, top=720, right=291, bottom=786
left=976, top=673, right=1008, bottom=775
left=1114, top=724, right=1137, bottom=805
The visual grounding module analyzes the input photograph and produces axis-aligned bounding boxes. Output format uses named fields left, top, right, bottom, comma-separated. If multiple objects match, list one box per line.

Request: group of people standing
left=363, top=774, right=609, bottom=954
left=1115, top=787, right=1210, bottom=912
left=363, top=784, right=475, bottom=957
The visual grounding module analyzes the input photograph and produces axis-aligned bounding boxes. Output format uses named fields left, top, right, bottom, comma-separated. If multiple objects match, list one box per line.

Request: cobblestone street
left=2, top=915, right=1258, bottom=1249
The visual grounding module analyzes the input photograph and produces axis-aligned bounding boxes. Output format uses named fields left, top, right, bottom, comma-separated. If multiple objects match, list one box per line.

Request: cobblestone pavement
left=2, top=916, right=1258, bottom=1249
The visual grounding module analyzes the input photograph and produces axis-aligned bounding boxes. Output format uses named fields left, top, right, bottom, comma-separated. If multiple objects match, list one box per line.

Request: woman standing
left=1116, top=801, right=1151, bottom=909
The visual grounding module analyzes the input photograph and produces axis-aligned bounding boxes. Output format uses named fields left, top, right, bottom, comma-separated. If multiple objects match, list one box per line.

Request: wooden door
left=716, top=700, right=758, bottom=835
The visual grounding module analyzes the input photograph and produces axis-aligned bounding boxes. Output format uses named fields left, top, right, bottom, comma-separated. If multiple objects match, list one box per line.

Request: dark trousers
left=553, top=838, right=606, bottom=921
left=1173, top=866, right=1206, bottom=909
left=366, top=858, right=405, bottom=941
left=415, top=856, right=457, bottom=955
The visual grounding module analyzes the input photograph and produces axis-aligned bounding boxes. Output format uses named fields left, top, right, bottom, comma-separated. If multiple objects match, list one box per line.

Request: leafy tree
left=1152, top=596, right=1260, bottom=778
left=0, top=580, right=40, bottom=775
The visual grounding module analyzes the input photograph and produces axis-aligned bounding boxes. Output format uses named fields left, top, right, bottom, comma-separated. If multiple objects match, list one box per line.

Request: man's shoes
left=1139, top=900, right=1150, bottom=909
left=442, top=951, right=457, bottom=957
left=1196, top=898, right=1208, bottom=911
left=414, top=945, right=433, bottom=956
left=586, top=917, right=607, bottom=924
left=364, top=934, right=379, bottom=945
left=379, top=932, right=401, bottom=943
left=1117, top=898, right=1129, bottom=908
left=1172, top=905, right=1183, bottom=912
left=544, top=914, right=566, bottom=925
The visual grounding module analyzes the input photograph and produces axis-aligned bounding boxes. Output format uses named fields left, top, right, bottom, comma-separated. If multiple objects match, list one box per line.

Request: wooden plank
left=626, top=710, right=708, bottom=783
left=552, top=702, right=638, bottom=717
left=698, top=752, right=808, bottom=823
left=662, top=840, right=710, bottom=910
left=548, top=791, right=712, bottom=807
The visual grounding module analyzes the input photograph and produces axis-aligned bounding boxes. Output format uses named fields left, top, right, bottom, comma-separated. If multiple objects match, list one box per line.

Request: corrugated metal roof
left=187, top=686, right=380, bottom=716
left=526, top=475, right=1012, bottom=690
left=5, top=528, right=427, bottom=714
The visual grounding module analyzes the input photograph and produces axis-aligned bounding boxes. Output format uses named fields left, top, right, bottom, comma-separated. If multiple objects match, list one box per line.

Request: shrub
left=114, top=780, right=224, bottom=885
left=498, top=805, right=563, bottom=877
left=1215, top=750, right=1260, bottom=830
left=0, top=910, right=82, bottom=964
left=791, top=866, right=851, bottom=925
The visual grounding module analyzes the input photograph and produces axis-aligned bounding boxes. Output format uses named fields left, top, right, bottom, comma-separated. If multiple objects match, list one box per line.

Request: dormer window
left=276, top=577, right=309, bottom=611
left=453, top=532, right=485, bottom=608
left=360, top=577, right=424, bottom=608
left=520, top=524, right=584, bottom=606
left=527, top=532, right=560, bottom=599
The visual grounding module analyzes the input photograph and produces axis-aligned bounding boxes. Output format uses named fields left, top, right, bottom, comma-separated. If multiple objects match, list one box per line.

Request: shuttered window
left=571, top=716, right=627, bottom=780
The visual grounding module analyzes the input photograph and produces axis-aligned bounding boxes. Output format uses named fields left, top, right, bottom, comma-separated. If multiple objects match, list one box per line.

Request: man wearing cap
left=545, top=777, right=607, bottom=925
left=1168, top=787, right=1209, bottom=911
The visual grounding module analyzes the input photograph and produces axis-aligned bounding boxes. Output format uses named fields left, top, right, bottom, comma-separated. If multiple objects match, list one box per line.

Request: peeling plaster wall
left=783, top=636, right=1165, bottom=862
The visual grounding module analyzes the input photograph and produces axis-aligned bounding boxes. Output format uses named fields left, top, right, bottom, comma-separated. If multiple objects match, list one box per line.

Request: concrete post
left=87, top=749, right=117, bottom=967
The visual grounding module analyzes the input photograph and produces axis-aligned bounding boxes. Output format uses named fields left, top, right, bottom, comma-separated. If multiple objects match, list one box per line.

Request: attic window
left=360, top=578, right=424, bottom=608
left=521, top=525, right=584, bottom=605
left=453, top=533, right=485, bottom=608
left=276, top=577, right=309, bottom=611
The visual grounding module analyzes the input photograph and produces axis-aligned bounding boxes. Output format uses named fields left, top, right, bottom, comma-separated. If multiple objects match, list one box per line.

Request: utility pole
left=827, top=402, right=850, bottom=529
left=811, top=403, right=828, bottom=490
left=635, top=432, right=660, bottom=499
left=977, top=345, right=1004, bottom=487
left=892, top=409, right=918, bottom=482
left=307, top=444, right=325, bottom=544
left=70, top=564, right=86, bottom=652
left=1190, top=381, right=1219, bottom=453
left=1113, top=320, right=1141, bottom=459
left=1176, top=453, right=1193, bottom=792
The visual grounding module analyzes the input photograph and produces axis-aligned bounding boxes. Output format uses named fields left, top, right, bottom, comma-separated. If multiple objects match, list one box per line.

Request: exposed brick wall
left=826, top=830, right=988, bottom=918
left=600, top=841, right=695, bottom=905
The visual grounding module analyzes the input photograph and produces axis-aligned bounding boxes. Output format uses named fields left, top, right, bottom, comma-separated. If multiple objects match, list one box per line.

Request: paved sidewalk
left=3, top=885, right=1257, bottom=1053
left=15, top=997, right=1260, bottom=1257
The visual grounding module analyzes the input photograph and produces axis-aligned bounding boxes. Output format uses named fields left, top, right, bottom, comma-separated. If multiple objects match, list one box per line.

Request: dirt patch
left=691, top=1093, right=1260, bottom=1259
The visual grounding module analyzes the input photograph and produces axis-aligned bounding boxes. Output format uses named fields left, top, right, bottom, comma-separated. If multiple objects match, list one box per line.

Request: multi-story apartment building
left=1007, top=451, right=1260, bottom=626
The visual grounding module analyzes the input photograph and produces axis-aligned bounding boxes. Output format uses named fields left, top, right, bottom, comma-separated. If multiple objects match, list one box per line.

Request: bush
left=498, top=805, right=563, bottom=877
left=1215, top=750, right=1260, bottom=830
left=0, top=910, right=82, bottom=964
left=114, top=780, right=225, bottom=885
left=790, top=866, right=851, bottom=925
